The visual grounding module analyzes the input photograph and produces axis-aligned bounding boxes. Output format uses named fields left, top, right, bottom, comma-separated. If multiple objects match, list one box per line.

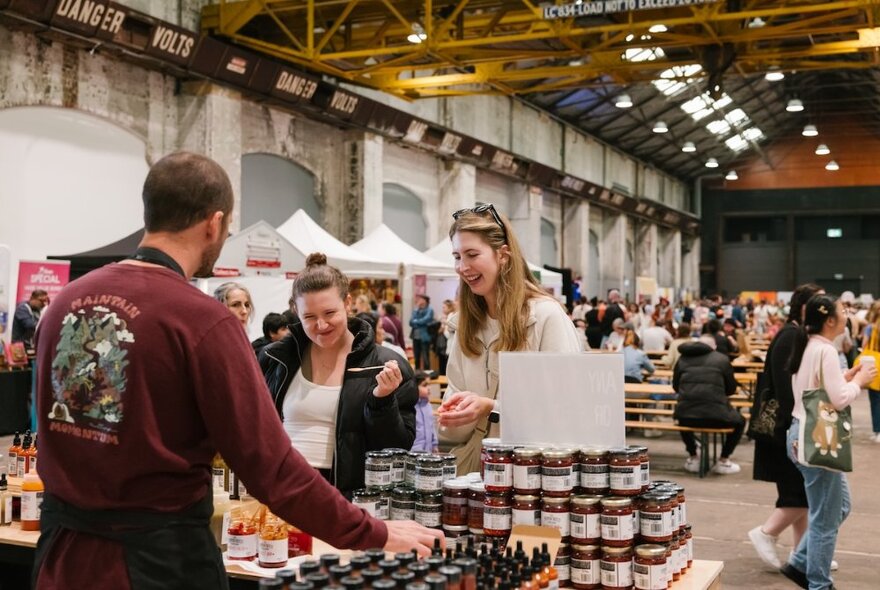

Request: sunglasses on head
left=452, top=203, right=508, bottom=241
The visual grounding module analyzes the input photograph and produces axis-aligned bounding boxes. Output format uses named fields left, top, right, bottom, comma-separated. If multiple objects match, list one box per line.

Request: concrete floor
left=2, top=395, right=878, bottom=589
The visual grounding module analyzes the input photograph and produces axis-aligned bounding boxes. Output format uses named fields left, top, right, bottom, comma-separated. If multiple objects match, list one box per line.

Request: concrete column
left=437, top=160, right=476, bottom=245
left=361, top=133, right=384, bottom=237
left=562, top=198, right=590, bottom=287
left=635, top=220, right=658, bottom=280
left=671, top=230, right=683, bottom=290
left=681, top=235, right=701, bottom=298
left=600, top=211, right=627, bottom=298
left=178, top=82, right=243, bottom=231
left=509, top=185, right=542, bottom=263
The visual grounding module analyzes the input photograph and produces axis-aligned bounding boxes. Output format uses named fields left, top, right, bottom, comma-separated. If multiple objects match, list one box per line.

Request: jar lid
left=684, top=524, right=692, bottom=532
left=464, top=472, right=482, bottom=482
left=443, top=479, right=471, bottom=490
left=392, top=486, right=416, bottom=499
left=416, top=454, right=444, bottom=465
left=513, top=447, right=542, bottom=458
left=571, top=495, right=603, bottom=507
left=468, top=481, right=486, bottom=493
left=484, top=444, right=516, bottom=453
left=542, top=496, right=571, bottom=507
left=416, top=490, right=443, bottom=500
left=601, top=497, right=633, bottom=508
left=542, top=448, right=575, bottom=459
left=579, top=447, right=609, bottom=458
left=626, top=445, right=648, bottom=454
left=443, top=525, right=470, bottom=532
left=601, top=545, right=633, bottom=557
left=437, top=452, right=456, bottom=462
left=352, top=488, right=380, bottom=499
left=639, top=493, right=667, bottom=505
left=384, top=448, right=409, bottom=457
left=608, top=447, right=640, bottom=458
left=366, top=450, right=393, bottom=459
left=408, top=450, right=430, bottom=459
left=571, top=544, right=600, bottom=553
left=512, top=494, right=541, bottom=503
left=635, top=545, right=668, bottom=559
left=483, top=438, right=502, bottom=446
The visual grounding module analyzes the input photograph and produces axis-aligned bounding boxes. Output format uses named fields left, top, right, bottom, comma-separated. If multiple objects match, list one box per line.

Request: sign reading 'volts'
left=541, top=0, right=719, bottom=19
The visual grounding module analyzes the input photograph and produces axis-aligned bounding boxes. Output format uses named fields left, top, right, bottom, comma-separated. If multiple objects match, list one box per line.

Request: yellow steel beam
left=217, top=0, right=265, bottom=35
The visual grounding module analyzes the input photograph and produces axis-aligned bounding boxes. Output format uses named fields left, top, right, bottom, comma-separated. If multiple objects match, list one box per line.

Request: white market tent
left=213, top=220, right=305, bottom=275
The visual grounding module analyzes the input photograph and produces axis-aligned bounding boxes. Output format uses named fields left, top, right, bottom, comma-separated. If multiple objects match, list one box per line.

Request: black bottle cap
left=379, top=559, right=401, bottom=577
left=424, top=574, right=447, bottom=590
left=321, top=554, right=342, bottom=570
left=341, top=576, right=365, bottom=590
left=408, top=562, right=430, bottom=579
left=514, top=541, right=525, bottom=557
left=510, top=574, right=521, bottom=588
left=276, top=569, right=297, bottom=583
left=437, top=566, right=462, bottom=583
left=395, top=552, right=416, bottom=568
left=433, top=537, right=442, bottom=555
left=366, top=548, right=386, bottom=564
left=424, top=556, right=444, bottom=573
left=350, top=555, right=372, bottom=572
left=0, top=473, right=7, bottom=490
left=499, top=582, right=510, bottom=590
left=330, top=565, right=353, bottom=583
left=301, top=561, right=322, bottom=579
left=259, top=579, right=284, bottom=589
left=391, top=571, right=415, bottom=590
left=405, top=584, right=429, bottom=590
left=291, top=583, right=315, bottom=590
left=307, top=573, right=331, bottom=589
left=362, top=569, right=383, bottom=585
left=452, top=558, right=477, bottom=575
left=372, top=581, right=397, bottom=590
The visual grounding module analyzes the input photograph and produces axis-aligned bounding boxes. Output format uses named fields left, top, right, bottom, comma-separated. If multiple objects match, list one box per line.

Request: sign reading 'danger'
left=499, top=352, right=625, bottom=448
left=542, top=0, right=719, bottom=20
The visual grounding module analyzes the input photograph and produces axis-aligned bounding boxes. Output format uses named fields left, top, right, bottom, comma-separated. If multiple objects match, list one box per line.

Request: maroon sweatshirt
left=35, top=264, right=385, bottom=587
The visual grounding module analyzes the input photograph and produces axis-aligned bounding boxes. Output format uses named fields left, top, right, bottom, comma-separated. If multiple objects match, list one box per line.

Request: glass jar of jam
left=570, top=544, right=601, bottom=590
left=542, top=449, right=576, bottom=497
left=468, top=481, right=485, bottom=534
left=386, top=448, right=408, bottom=484
left=663, top=543, right=674, bottom=587
left=480, top=438, right=502, bottom=478
left=483, top=444, right=515, bottom=493
left=513, top=448, right=542, bottom=494
left=414, top=455, right=445, bottom=492
left=365, top=450, right=394, bottom=490
left=556, top=543, right=572, bottom=588
left=443, top=524, right=470, bottom=540
left=626, top=446, right=649, bottom=492
left=439, top=452, right=458, bottom=482
left=600, top=545, right=633, bottom=590
left=258, top=512, right=289, bottom=568
left=227, top=517, right=258, bottom=561
left=390, top=486, right=416, bottom=521
left=600, top=497, right=635, bottom=547
left=541, top=496, right=571, bottom=541
left=639, top=493, right=674, bottom=544
left=483, top=491, right=512, bottom=538
left=633, top=544, right=667, bottom=590
left=669, top=533, right=682, bottom=581
left=674, top=486, right=687, bottom=531
left=351, top=488, right=380, bottom=518
left=512, top=494, right=541, bottom=527
left=442, top=479, right=470, bottom=527
left=571, top=495, right=602, bottom=545
left=684, top=525, right=693, bottom=569
left=608, top=448, right=642, bottom=497
left=406, top=450, right=429, bottom=486
left=678, top=532, right=689, bottom=573
left=415, top=491, right=443, bottom=529
left=579, top=448, right=610, bottom=496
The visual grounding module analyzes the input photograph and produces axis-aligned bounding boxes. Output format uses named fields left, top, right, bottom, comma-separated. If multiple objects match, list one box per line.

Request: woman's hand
left=843, top=365, right=861, bottom=382
left=853, top=363, right=878, bottom=388
left=372, top=360, right=403, bottom=398
left=383, top=520, right=445, bottom=557
left=436, top=392, right=494, bottom=427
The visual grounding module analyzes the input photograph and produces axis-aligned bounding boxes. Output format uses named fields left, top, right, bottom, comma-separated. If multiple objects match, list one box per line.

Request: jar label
left=376, top=497, right=390, bottom=520
left=580, top=465, right=610, bottom=489
left=555, top=563, right=570, bottom=582
left=640, top=511, right=673, bottom=538
left=353, top=499, right=378, bottom=517
left=444, top=466, right=457, bottom=480
left=21, top=491, right=43, bottom=522
left=415, top=508, right=442, bottom=528
left=414, top=471, right=444, bottom=491
left=542, top=467, right=573, bottom=492
left=512, top=508, right=540, bottom=526
left=633, top=510, right=640, bottom=535
left=670, top=505, right=679, bottom=530
left=571, top=512, right=600, bottom=541
left=391, top=465, right=406, bottom=483
left=444, top=497, right=468, bottom=505
left=541, top=510, right=570, bottom=537
left=365, top=464, right=393, bottom=487
left=640, top=462, right=650, bottom=486
left=680, top=501, right=687, bottom=527
left=609, top=465, right=640, bottom=491
left=634, top=562, right=667, bottom=590
left=600, top=513, right=634, bottom=541
left=212, top=468, right=226, bottom=491
left=390, top=506, right=415, bottom=521
left=485, top=462, right=513, bottom=487
left=571, top=558, right=600, bottom=585
left=687, top=538, right=694, bottom=563
left=513, top=465, right=541, bottom=490
left=676, top=546, right=686, bottom=574
left=220, top=512, right=231, bottom=545
left=600, top=559, right=633, bottom=588
left=2, top=496, right=12, bottom=525
left=258, top=538, right=288, bottom=565
left=227, top=533, right=257, bottom=559
left=483, top=506, right=512, bottom=532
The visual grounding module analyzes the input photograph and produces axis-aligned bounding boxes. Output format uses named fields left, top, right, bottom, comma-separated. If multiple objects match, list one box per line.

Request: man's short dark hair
left=143, top=152, right=233, bottom=232
left=262, top=313, right=287, bottom=339
left=30, top=290, right=48, bottom=299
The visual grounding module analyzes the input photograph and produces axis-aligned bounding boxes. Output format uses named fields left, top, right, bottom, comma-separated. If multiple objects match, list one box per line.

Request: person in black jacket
left=260, top=253, right=417, bottom=497
left=599, top=289, right=626, bottom=347
left=251, top=312, right=290, bottom=356
left=673, top=340, right=745, bottom=475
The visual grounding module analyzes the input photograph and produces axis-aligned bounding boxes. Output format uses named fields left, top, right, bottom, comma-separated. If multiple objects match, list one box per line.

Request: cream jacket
left=440, top=297, right=582, bottom=444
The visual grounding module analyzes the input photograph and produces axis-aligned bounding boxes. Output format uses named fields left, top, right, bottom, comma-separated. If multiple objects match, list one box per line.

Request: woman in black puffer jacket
left=260, top=253, right=416, bottom=497
left=673, top=340, right=744, bottom=475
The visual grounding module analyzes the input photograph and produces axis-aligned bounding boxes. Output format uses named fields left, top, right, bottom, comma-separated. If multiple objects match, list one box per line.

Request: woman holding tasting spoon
left=261, top=252, right=417, bottom=497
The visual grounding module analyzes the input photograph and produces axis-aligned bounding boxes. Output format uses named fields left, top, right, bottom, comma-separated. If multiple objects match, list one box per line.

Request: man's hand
left=373, top=360, right=403, bottom=398
left=384, top=520, right=445, bottom=557
left=436, top=392, right=494, bottom=428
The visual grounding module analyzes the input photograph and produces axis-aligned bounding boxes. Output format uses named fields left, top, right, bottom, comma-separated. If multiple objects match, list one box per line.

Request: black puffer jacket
left=672, top=341, right=740, bottom=423
left=260, top=317, right=417, bottom=496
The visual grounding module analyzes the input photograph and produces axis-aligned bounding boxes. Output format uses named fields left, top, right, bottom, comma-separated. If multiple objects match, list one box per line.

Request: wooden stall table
left=731, top=359, right=765, bottom=372
left=645, top=350, right=668, bottom=358
left=651, top=368, right=673, bottom=379
left=624, top=382, right=675, bottom=396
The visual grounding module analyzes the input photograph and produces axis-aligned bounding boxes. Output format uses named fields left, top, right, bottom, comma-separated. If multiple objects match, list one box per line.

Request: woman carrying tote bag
left=781, top=293, right=877, bottom=590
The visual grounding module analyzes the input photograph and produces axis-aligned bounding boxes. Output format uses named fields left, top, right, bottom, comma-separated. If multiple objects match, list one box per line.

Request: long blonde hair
left=449, top=207, right=549, bottom=358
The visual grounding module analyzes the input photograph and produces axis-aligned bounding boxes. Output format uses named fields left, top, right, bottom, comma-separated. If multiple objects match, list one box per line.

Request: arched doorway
left=241, top=153, right=318, bottom=228
left=383, top=183, right=427, bottom=250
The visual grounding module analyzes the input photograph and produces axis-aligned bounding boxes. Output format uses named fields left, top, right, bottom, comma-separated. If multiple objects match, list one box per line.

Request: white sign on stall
left=499, top=352, right=625, bottom=448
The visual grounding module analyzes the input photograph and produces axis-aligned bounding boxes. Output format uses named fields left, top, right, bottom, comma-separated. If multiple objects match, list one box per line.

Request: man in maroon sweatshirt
left=34, top=152, right=442, bottom=590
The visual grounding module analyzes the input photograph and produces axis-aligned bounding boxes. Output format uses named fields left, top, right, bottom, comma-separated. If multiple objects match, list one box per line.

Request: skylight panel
left=725, top=108, right=749, bottom=125
left=706, top=119, right=731, bottom=135
left=725, top=135, right=749, bottom=151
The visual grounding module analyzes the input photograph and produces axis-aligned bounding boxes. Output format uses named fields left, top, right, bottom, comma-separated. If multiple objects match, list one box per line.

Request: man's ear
left=206, top=211, right=226, bottom=240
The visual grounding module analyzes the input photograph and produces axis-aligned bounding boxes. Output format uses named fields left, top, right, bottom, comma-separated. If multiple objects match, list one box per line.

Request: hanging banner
left=413, top=274, right=427, bottom=297
left=16, top=260, right=71, bottom=306
left=542, top=0, right=719, bottom=20
left=0, top=245, right=10, bottom=338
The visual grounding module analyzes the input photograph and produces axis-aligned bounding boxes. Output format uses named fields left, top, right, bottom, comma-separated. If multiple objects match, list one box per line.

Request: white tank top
left=282, top=370, right=341, bottom=469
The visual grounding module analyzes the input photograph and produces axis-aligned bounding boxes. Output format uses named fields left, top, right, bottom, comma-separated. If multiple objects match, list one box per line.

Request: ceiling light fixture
left=815, top=144, right=830, bottom=156
left=786, top=99, right=804, bottom=112
left=648, top=24, right=668, bottom=33
left=615, top=93, right=633, bottom=108
left=652, top=121, right=669, bottom=133
left=802, top=124, right=818, bottom=137
left=725, top=170, right=738, bottom=180
left=682, top=141, right=696, bottom=153
left=406, top=23, right=427, bottom=44
left=569, top=59, right=585, bottom=67
left=825, top=160, right=839, bottom=171
left=748, top=17, right=766, bottom=28
left=625, top=34, right=635, bottom=42
left=705, top=158, right=719, bottom=168
left=764, top=66, right=784, bottom=82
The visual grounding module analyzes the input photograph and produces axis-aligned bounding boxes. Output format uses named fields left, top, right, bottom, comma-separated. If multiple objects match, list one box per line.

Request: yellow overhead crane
left=201, top=0, right=880, bottom=98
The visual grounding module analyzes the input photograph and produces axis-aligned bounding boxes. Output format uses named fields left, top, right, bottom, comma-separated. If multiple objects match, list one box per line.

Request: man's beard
left=193, top=238, right=223, bottom=278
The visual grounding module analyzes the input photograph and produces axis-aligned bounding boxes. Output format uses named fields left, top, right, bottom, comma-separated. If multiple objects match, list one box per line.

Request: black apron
left=33, top=492, right=228, bottom=590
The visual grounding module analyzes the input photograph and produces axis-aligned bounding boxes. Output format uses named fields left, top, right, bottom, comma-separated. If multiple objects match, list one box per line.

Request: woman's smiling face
left=296, top=288, right=351, bottom=349
left=451, top=231, right=506, bottom=298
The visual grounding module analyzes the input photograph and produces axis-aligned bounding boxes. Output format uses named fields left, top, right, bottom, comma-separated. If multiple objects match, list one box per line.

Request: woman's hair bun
left=305, top=252, right=328, bottom=267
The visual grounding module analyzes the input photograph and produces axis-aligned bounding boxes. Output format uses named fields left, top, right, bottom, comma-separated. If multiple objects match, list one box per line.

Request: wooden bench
left=625, top=420, right=735, bottom=478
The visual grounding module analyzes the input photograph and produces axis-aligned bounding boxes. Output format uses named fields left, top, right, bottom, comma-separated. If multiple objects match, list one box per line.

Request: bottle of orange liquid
left=17, top=432, right=31, bottom=477
left=7, top=432, right=21, bottom=478
left=27, top=435, right=38, bottom=474
left=21, top=471, right=44, bottom=531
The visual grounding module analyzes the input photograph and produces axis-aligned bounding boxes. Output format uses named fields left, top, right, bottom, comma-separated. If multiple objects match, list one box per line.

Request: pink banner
left=16, top=260, right=71, bottom=306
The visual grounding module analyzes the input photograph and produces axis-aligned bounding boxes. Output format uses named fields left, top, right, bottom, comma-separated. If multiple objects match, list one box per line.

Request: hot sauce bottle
left=7, top=432, right=21, bottom=478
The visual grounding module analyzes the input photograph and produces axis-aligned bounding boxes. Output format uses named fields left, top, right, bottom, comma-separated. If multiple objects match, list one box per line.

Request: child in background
left=411, top=370, right=439, bottom=452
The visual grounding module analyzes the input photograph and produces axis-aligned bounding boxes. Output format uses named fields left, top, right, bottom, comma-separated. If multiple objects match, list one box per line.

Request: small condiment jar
left=390, top=485, right=416, bottom=521
left=608, top=448, right=642, bottom=497
left=467, top=481, right=485, bottom=534
left=482, top=491, right=513, bottom=539
left=678, top=532, right=689, bottom=573
left=512, top=494, right=541, bottom=527
left=443, top=524, right=470, bottom=541
left=570, top=544, right=601, bottom=590
left=626, top=446, right=649, bottom=492
left=599, top=545, right=633, bottom=590
left=376, top=489, right=392, bottom=521
left=633, top=544, right=667, bottom=590
left=351, top=488, right=380, bottom=518
left=438, top=453, right=458, bottom=482
left=542, top=448, right=576, bottom=497
left=258, top=512, right=289, bottom=568
left=639, top=493, right=674, bottom=544
left=479, top=438, right=502, bottom=478
left=227, top=517, right=258, bottom=561
left=570, top=495, right=602, bottom=545
left=579, top=448, right=610, bottom=496
left=406, top=450, right=429, bottom=485
left=541, top=496, right=571, bottom=541
left=483, top=444, right=515, bottom=492
left=669, top=533, right=682, bottom=581
left=684, top=525, right=694, bottom=569
left=555, top=543, right=572, bottom=588
left=513, top=448, right=543, bottom=494
left=386, top=448, right=408, bottom=484
left=365, top=450, right=395, bottom=490
left=414, top=455, right=445, bottom=492
left=600, top=497, right=635, bottom=547
left=442, top=479, right=471, bottom=527
left=415, top=491, right=443, bottom=529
